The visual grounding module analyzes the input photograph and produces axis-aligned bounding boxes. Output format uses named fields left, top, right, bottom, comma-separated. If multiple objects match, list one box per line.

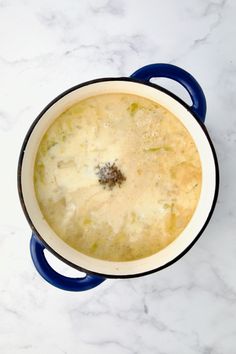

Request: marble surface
left=0, top=0, right=235, bottom=353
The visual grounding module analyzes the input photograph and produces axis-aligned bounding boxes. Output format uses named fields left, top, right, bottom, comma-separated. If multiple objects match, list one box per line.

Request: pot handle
left=130, top=63, right=206, bottom=123
left=30, top=234, right=105, bottom=291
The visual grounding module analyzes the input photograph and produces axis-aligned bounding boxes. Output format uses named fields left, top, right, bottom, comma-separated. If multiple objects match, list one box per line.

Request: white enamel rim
left=19, top=79, right=218, bottom=277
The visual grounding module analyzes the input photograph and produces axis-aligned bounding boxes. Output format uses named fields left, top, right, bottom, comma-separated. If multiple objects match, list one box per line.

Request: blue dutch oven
left=18, top=64, right=219, bottom=291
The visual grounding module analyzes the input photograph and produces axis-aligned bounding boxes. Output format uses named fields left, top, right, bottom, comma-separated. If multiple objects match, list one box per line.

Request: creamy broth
left=34, top=94, right=202, bottom=261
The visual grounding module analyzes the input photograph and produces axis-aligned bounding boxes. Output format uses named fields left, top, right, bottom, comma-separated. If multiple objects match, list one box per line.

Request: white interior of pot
left=20, top=80, right=217, bottom=276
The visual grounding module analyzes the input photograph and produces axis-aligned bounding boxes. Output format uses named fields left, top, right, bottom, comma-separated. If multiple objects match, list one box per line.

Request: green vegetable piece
left=47, top=140, right=57, bottom=150
left=144, top=146, right=173, bottom=152
left=145, top=147, right=162, bottom=152
left=128, top=102, right=140, bottom=116
left=163, top=203, right=170, bottom=209
left=83, top=217, right=92, bottom=225
left=91, top=242, right=98, bottom=252
left=36, top=162, right=45, bottom=183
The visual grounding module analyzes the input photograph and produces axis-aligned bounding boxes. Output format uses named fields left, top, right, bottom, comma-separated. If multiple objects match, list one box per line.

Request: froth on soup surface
left=34, top=94, right=202, bottom=261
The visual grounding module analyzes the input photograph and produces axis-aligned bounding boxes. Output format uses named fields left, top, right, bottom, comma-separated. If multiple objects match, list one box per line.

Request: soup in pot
left=34, top=93, right=202, bottom=261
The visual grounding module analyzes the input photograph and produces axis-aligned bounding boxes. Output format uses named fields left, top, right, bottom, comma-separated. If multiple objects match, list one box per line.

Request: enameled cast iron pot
left=18, top=63, right=219, bottom=291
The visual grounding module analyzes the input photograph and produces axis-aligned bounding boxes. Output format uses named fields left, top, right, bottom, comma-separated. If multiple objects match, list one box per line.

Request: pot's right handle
left=131, top=63, right=207, bottom=123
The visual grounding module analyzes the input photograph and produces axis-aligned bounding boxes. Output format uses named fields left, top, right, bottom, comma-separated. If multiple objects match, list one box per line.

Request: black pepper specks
left=95, top=162, right=126, bottom=190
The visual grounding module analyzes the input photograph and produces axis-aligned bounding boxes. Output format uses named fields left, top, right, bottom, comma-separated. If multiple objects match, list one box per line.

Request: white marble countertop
left=0, top=0, right=235, bottom=353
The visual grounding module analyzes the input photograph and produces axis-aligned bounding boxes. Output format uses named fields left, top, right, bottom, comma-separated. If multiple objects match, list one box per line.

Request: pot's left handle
left=30, top=234, right=105, bottom=291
